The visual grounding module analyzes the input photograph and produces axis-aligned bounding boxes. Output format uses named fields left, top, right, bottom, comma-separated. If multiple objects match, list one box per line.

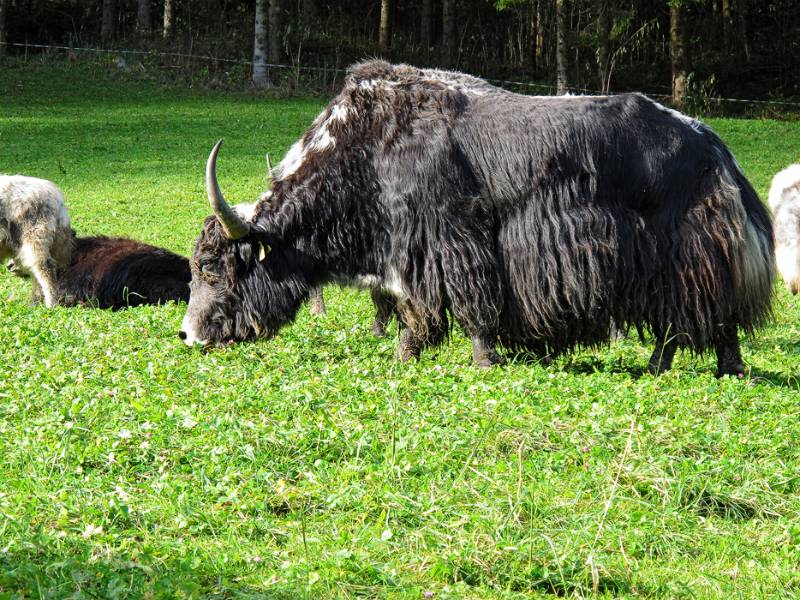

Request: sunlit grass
left=1, top=58, right=800, bottom=598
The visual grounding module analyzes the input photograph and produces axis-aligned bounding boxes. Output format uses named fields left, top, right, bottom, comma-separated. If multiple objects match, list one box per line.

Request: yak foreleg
left=714, top=323, right=745, bottom=378
left=648, top=334, right=678, bottom=375
left=471, top=334, right=505, bottom=367
left=309, top=285, right=327, bottom=316
left=370, top=288, right=396, bottom=337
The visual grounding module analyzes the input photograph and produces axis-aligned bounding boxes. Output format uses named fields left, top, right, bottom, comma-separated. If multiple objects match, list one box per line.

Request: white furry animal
left=769, top=164, right=800, bottom=294
left=0, top=175, right=74, bottom=306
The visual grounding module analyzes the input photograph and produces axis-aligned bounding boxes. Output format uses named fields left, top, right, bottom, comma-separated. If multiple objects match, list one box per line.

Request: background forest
left=1, top=0, right=799, bottom=113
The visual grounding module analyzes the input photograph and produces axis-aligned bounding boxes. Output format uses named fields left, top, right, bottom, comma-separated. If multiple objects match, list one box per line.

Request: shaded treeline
left=0, top=1, right=798, bottom=104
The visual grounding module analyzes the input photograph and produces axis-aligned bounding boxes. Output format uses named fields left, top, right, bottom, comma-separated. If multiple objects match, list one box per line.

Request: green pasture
left=1, top=60, right=800, bottom=599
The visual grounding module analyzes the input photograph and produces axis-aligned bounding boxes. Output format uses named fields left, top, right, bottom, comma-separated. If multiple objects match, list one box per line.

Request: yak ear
left=258, top=241, right=272, bottom=262
left=238, top=243, right=253, bottom=265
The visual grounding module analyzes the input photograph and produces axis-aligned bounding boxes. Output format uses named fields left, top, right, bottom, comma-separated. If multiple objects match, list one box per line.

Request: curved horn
left=265, top=152, right=273, bottom=178
left=206, top=139, right=249, bottom=240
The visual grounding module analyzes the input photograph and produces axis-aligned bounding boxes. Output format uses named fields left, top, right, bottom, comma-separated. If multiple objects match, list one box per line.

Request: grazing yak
left=0, top=175, right=74, bottom=307
left=768, top=164, right=800, bottom=294
left=179, top=60, right=774, bottom=376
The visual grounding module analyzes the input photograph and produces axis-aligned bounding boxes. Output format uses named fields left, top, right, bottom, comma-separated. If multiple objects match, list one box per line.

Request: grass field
left=2, top=59, right=800, bottom=599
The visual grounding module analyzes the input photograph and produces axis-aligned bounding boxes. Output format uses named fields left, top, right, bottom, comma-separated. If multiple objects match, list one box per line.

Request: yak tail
left=718, top=150, right=775, bottom=332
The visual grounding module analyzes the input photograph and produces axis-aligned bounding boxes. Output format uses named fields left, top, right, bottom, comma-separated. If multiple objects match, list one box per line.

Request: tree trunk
left=0, top=0, right=8, bottom=58
left=379, top=0, right=392, bottom=52
left=736, top=0, right=750, bottom=63
left=137, top=0, right=151, bottom=36
left=300, top=0, right=317, bottom=29
left=721, top=0, right=730, bottom=45
left=253, top=0, right=269, bottom=87
left=536, top=0, right=545, bottom=71
left=101, top=0, right=116, bottom=43
left=529, top=0, right=538, bottom=74
left=163, top=0, right=174, bottom=39
left=670, top=3, right=689, bottom=107
left=595, top=0, right=611, bottom=91
left=268, top=0, right=282, bottom=66
left=555, top=0, right=568, bottom=95
left=421, top=0, right=433, bottom=50
left=442, top=0, right=456, bottom=66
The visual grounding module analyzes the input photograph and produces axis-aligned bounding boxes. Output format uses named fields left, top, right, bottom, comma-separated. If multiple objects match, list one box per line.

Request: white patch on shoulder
left=276, top=140, right=306, bottom=179
left=309, top=127, right=335, bottom=152
left=330, top=103, right=352, bottom=122
left=275, top=104, right=346, bottom=178
left=768, top=164, right=800, bottom=211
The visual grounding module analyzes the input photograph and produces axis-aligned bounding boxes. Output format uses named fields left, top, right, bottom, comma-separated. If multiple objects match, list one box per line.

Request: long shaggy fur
left=0, top=175, right=74, bottom=307
left=58, top=236, right=190, bottom=309
left=182, top=61, right=774, bottom=374
left=769, top=164, right=800, bottom=294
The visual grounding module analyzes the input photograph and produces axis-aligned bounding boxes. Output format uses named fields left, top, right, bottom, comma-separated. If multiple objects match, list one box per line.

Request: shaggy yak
left=9, top=234, right=191, bottom=308
left=0, top=175, right=74, bottom=307
left=57, top=235, right=191, bottom=308
left=768, top=164, right=800, bottom=294
left=179, top=60, right=774, bottom=376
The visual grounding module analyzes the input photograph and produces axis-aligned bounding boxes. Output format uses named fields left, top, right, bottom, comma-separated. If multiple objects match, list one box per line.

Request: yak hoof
left=372, top=321, right=387, bottom=338
left=396, top=344, right=420, bottom=362
left=473, top=349, right=505, bottom=368
left=395, top=339, right=421, bottom=362
left=309, top=303, right=327, bottom=316
left=716, top=363, right=746, bottom=379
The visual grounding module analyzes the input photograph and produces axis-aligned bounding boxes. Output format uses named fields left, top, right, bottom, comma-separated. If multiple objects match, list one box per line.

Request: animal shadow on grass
left=506, top=349, right=649, bottom=378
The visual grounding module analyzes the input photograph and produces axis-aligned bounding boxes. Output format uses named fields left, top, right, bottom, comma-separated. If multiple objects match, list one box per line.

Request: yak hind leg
left=370, top=288, right=396, bottom=337
left=19, top=243, right=59, bottom=308
left=648, top=334, right=679, bottom=375
left=714, top=323, right=745, bottom=378
left=309, top=286, right=327, bottom=316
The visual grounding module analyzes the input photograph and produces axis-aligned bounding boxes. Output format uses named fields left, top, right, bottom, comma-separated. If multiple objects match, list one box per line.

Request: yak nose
left=178, top=330, right=187, bottom=341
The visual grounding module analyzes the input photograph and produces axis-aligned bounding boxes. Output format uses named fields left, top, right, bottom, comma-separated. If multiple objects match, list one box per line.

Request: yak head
left=179, top=140, right=308, bottom=347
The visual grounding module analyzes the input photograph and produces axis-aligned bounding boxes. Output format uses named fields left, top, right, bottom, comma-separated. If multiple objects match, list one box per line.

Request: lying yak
left=768, top=164, right=800, bottom=294
left=9, top=234, right=191, bottom=309
left=57, top=235, right=191, bottom=308
left=179, top=61, right=774, bottom=377
left=0, top=175, right=73, bottom=307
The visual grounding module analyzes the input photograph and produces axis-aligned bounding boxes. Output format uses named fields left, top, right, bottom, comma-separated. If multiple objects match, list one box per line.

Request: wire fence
left=3, top=40, right=800, bottom=110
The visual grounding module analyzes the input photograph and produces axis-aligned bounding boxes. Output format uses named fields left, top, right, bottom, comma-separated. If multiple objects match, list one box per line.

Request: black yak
left=56, top=236, right=191, bottom=308
left=179, top=61, right=774, bottom=376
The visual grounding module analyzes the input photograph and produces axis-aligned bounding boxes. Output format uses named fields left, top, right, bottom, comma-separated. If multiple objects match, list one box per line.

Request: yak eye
left=198, top=263, right=220, bottom=281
